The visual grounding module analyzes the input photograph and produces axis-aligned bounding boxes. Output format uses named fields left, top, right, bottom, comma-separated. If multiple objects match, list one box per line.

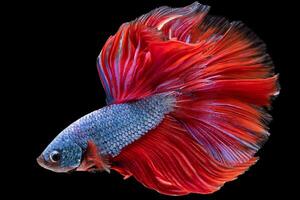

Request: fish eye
left=49, top=150, right=61, bottom=162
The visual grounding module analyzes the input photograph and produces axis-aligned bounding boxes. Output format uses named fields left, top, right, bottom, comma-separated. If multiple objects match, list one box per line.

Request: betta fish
left=37, top=2, right=279, bottom=195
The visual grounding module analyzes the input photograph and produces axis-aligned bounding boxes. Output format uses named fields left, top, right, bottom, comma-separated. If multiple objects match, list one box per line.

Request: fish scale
left=56, top=93, right=175, bottom=157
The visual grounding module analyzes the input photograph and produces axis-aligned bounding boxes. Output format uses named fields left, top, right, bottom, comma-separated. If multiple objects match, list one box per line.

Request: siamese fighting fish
left=37, top=2, right=279, bottom=195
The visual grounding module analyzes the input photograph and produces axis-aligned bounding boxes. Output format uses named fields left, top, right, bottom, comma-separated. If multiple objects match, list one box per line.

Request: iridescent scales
left=58, top=93, right=175, bottom=157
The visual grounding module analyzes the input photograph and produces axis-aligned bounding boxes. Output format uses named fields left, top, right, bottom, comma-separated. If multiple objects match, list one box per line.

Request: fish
left=37, top=2, right=279, bottom=195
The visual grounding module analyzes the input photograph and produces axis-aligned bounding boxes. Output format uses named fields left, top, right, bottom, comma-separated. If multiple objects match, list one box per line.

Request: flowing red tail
left=97, top=2, right=279, bottom=195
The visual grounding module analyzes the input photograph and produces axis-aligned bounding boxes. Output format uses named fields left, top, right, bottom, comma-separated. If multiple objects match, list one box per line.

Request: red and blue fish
left=37, top=2, right=279, bottom=195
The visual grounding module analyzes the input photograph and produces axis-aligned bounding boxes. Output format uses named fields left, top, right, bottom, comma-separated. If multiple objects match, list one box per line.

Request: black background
left=9, top=0, right=297, bottom=199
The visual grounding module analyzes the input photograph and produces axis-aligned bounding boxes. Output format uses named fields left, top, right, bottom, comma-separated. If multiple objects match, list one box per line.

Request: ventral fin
left=77, top=140, right=111, bottom=173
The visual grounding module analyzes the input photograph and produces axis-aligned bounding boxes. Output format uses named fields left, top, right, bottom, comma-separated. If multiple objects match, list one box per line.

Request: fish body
left=37, top=2, right=279, bottom=195
left=40, top=93, right=174, bottom=168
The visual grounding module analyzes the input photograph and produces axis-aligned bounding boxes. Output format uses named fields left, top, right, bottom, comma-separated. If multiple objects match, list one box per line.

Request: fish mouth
left=36, top=155, right=76, bottom=173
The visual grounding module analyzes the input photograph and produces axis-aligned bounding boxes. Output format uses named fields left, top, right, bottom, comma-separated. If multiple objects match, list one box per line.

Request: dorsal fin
left=97, top=2, right=210, bottom=104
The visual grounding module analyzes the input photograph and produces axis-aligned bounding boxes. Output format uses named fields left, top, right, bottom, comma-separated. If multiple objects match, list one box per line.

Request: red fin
left=138, top=2, right=209, bottom=41
left=112, top=116, right=257, bottom=195
left=99, top=2, right=278, bottom=194
left=77, top=141, right=111, bottom=173
left=97, top=3, right=278, bottom=105
left=97, top=3, right=211, bottom=104
left=174, top=97, right=272, bottom=166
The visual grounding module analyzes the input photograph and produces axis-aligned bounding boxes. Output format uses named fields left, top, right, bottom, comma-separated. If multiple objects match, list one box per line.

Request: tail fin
left=98, top=2, right=279, bottom=195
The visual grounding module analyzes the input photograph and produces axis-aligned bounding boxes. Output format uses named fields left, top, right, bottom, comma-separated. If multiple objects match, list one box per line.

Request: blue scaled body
left=42, top=93, right=175, bottom=162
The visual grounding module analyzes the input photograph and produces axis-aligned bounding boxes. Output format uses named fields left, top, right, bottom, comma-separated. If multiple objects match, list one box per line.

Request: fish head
left=37, top=134, right=82, bottom=173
